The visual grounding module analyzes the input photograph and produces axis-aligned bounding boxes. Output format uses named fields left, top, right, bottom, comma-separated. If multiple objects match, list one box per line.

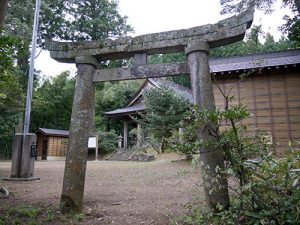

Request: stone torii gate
left=47, top=8, right=254, bottom=212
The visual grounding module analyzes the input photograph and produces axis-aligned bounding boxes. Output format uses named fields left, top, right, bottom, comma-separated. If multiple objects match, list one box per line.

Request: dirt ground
left=0, top=153, right=206, bottom=225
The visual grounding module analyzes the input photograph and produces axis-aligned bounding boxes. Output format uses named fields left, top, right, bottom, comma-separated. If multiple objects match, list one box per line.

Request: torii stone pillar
left=186, top=41, right=229, bottom=208
left=60, top=56, right=98, bottom=212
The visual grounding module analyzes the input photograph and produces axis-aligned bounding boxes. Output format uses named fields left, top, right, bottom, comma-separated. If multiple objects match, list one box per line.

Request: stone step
left=106, top=148, right=137, bottom=161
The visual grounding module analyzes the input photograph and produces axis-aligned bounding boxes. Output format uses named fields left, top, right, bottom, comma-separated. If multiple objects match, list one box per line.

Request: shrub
left=171, top=71, right=300, bottom=224
left=172, top=103, right=300, bottom=224
left=97, top=130, right=118, bottom=153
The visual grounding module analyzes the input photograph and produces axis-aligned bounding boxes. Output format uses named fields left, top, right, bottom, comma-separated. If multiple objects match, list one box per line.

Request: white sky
left=35, top=0, right=291, bottom=77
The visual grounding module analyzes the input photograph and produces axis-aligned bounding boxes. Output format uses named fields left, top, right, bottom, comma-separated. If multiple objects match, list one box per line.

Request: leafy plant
left=137, top=84, right=191, bottom=153
left=97, top=130, right=118, bottom=153
left=172, top=72, right=300, bottom=224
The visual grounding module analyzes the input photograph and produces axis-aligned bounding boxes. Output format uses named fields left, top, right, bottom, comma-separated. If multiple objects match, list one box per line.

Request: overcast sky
left=35, top=0, right=291, bottom=77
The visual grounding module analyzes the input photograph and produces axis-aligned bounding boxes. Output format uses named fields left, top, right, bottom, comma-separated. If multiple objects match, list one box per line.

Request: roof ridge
left=210, top=48, right=300, bottom=61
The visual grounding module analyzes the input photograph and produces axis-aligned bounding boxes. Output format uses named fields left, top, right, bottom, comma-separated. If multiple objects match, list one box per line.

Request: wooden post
left=179, top=128, right=184, bottom=144
left=137, top=123, right=142, bottom=148
left=60, top=56, right=98, bottom=213
left=186, top=41, right=229, bottom=209
left=95, top=135, right=99, bottom=161
left=123, top=121, right=128, bottom=148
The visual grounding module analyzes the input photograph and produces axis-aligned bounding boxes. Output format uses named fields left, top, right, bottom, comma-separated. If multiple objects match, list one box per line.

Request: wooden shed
left=35, top=128, right=69, bottom=160
left=106, top=49, right=300, bottom=155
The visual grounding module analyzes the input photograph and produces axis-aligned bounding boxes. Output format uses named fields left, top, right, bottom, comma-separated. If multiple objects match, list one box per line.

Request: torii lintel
left=47, top=8, right=254, bottom=63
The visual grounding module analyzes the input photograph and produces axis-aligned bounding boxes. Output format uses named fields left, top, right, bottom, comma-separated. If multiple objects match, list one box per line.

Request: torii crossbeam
left=47, top=8, right=254, bottom=212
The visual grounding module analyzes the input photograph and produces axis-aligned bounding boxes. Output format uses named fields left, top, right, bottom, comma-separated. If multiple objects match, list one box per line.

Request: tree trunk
left=0, top=0, right=9, bottom=27
left=186, top=41, right=230, bottom=210
left=160, top=138, right=165, bottom=153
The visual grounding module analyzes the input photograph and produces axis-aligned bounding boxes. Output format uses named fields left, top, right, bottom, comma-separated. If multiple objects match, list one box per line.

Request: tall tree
left=31, top=71, right=75, bottom=132
left=0, top=34, right=24, bottom=157
left=95, top=80, right=142, bottom=132
left=211, top=25, right=297, bottom=58
left=3, top=0, right=133, bottom=134
left=4, top=0, right=133, bottom=80
left=141, top=84, right=191, bottom=152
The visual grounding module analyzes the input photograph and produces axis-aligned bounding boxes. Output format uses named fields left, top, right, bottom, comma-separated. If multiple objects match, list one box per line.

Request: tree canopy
left=220, top=0, right=300, bottom=44
left=31, top=71, right=75, bottom=132
left=5, top=0, right=133, bottom=46
left=140, top=84, right=191, bottom=151
left=95, top=80, right=142, bottom=132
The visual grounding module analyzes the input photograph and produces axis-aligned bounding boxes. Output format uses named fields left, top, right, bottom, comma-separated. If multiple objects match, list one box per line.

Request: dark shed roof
left=209, top=48, right=300, bottom=73
left=36, top=128, right=69, bottom=137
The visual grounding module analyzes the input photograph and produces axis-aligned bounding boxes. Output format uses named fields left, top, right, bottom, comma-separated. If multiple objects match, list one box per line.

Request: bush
left=172, top=103, right=300, bottom=224
left=97, top=130, right=118, bottom=153
left=171, top=71, right=300, bottom=224
left=176, top=149, right=300, bottom=225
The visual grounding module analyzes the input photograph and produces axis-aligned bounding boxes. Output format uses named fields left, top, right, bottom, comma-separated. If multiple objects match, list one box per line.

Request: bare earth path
left=0, top=153, right=205, bottom=225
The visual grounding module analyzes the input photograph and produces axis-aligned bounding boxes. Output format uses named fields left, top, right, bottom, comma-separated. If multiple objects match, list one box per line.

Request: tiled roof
left=105, top=102, right=145, bottom=116
left=105, top=79, right=193, bottom=116
left=150, top=78, right=193, bottom=102
left=209, top=48, right=300, bottom=73
left=36, top=128, right=69, bottom=137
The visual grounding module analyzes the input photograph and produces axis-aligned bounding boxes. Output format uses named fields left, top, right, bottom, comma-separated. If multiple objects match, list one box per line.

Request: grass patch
left=0, top=205, right=87, bottom=225
left=0, top=205, right=40, bottom=225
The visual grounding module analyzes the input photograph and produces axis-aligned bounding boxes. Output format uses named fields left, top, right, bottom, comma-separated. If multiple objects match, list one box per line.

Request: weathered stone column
left=186, top=41, right=229, bottom=209
left=123, top=121, right=128, bottom=148
left=60, top=56, right=98, bottom=213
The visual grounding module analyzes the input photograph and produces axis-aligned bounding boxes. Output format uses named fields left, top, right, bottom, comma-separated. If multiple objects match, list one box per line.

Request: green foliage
left=220, top=0, right=276, bottom=14
left=95, top=80, right=142, bottom=132
left=172, top=74, right=300, bottom=224
left=281, top=0, right=300, bottom=43
left=211, top=25, right=298, bottom=58
left=0, top=205, right=90, bottom=225
left=140, top=84, right=191, bottom=152
left=31, top=71, right=75, bottom=132
left=0, top=33, right=25, bottom=73
left=0, top=32, right=24, bottom=158
left=176, top=150, right=300, bottom=225
left=220, top=0, right=300, bottom=45
left=58, top=0, right=133, bottom=41
left=97, top=130, right=118, bottom=153
left=148, top=53, right=191, bottom=88
left=0, top=206, right=40, bottom=225
left=0, top=71, right=23, bottom=137
left=4, top=0, right=134, bottom=91
left=5, top=0, right=133, bottom=44
left=148, top=53, right=186, bottom=65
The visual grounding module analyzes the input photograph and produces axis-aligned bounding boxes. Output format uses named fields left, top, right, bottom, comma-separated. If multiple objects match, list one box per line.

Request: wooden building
left=35, top=128, right=69, bottom=160
left=105, top=49, right=300, bottom=155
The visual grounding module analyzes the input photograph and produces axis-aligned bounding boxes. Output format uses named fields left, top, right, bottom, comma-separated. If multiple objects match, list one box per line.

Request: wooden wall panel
left=213, top=67, right=300, bottom=155
left=47, top=136, right=69, bottom=157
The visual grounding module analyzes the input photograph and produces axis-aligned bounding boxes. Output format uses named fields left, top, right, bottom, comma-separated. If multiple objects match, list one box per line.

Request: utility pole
left=24, top=0, right=41, bottom=134
left=3, top=0, right=41, bottom=181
